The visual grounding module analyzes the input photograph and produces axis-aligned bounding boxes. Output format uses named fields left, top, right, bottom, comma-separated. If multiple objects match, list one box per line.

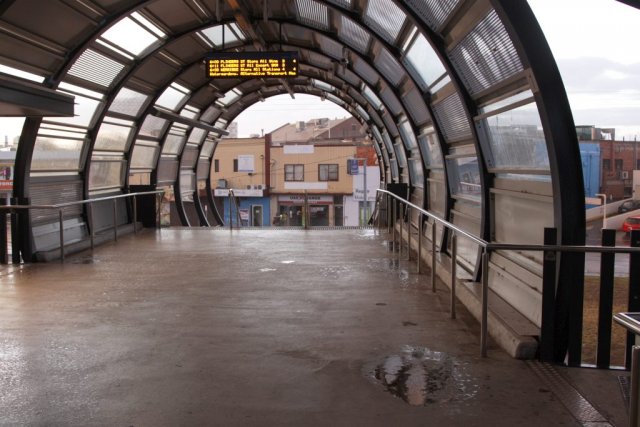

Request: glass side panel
left=101, top=16, right=159, bottom=56
left=398, top=118, right=418, bottom=150
left=480, top=101, right=550, bottom=171
left=418, top=129, right=443, bottom=168
left=162, top=133, right=186, bottom=155
left=130, top=143, right=159, bottom=169
left=89, top=160, right=124, bottom=189
left=408, top=158, right=424, bottom=188
left=200, top=139, right=216, bottom=157
left=156, top=85, right=189, bottom=111
left=364, top=0, right=405, bottom=43
left=139, top=115, right=168, bottom=138
left=31, top=137, right=84, bottom=170
left=0, top=64, right=44, bottom=82
left=109, top=87, right=149, bottom=117
left=394, top=143, right=407, bottom=168
left=200, top=24, right=243, bottom=47
left=94, top=122, right=133, bottom=152
left=447, top=157, right=481, bottom=200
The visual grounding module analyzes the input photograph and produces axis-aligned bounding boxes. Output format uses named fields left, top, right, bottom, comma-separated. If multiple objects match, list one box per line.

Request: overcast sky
left=236, top=0, right=640, bottom=140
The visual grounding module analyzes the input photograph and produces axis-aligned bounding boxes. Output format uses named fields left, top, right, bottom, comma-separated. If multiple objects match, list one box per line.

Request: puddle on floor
left=368, top=346, right=478, bottom=406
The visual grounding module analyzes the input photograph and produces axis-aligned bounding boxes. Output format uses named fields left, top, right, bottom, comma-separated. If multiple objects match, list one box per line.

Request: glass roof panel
left=339, top=16, right=370, bottom=54
left=362, top=84, right=383, bottom=110
left=155, top=84, right=190, bottom=111
left=67, top=49, right=125, bottom=88
left=0, top=64, right=44, bottom=82
left=405, top=33, right=446, bottom=90
left=295, top=0, right=330, bottom=31
left=374, top=47, right=405, bottom=86
left=101, top=16, right=160, bottom=57
left=364, top=0, right=406, bottom=44
left=200, top=24, right=244, bottom=48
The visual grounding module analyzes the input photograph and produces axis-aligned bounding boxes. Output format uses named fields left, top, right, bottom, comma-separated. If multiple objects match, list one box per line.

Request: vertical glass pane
left=156, top=86, right=189, bottom=111
left=48, top=93, right=101, bottom=128
left=480, top=102, right=549, bottom=170
left=32, top=137, right=84, bottom=170
left=408, top=158, right=424, bottom=188
left=89, top=161, right=124, bottom=189
left=101, top=17, right=159, bottom=56
left=447, top=157, right=481, bottom=200
left=109, top=87, right=149, bottom=117
left=398, top=118, right=418, bottom=150
left=130, top=144, right=159, bottom=169
left=94, top=122, right=134, bottom=151
left=418, top=130, right=443, bottom=168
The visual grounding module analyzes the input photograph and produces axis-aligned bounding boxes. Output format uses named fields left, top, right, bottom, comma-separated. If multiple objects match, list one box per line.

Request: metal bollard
left=451, top=234, right=457, bottom=319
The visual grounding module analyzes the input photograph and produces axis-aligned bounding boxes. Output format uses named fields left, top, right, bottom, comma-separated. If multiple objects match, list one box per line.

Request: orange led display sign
left=206, top=52, right=299, bottom=78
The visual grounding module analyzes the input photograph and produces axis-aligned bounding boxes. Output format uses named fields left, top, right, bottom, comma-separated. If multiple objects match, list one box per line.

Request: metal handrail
left=0, top=190, right=164, bottom=263
left=376, top=188, right=640, bottom=358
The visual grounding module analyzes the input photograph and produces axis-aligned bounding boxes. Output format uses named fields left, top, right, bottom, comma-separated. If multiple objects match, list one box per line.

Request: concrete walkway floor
left=0, top=228, right=625, bottom=426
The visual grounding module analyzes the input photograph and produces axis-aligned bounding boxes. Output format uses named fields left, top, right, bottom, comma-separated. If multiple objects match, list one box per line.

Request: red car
left=622, top=216, right=640, bottom=233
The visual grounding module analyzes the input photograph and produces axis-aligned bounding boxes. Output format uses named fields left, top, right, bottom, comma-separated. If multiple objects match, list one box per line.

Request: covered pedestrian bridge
left=1, top=0, right=639, bottom=424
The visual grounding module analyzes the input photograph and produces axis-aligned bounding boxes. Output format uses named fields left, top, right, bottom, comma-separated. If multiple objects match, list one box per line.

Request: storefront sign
left=278, top=195, right=333, bottom=205
left=215, top=189, right=263, bottom=197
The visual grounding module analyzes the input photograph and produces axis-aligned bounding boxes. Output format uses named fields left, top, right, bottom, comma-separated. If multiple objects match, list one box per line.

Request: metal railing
left=0, top=190, right=164, bottom=263
left=377, top=189, right=640, bottom=362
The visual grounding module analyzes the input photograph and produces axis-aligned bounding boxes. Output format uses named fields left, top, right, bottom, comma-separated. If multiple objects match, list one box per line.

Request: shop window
left=319, top=164, right=339, bottom=181
left=285, top=164, right=304, bottom=181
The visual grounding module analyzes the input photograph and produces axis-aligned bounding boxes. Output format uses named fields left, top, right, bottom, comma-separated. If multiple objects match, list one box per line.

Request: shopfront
left=276, top=195, right=333, bottom=226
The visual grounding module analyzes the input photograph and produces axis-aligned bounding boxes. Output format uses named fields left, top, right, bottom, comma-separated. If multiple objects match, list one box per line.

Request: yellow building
left=269, top=143, right=357, bottom=226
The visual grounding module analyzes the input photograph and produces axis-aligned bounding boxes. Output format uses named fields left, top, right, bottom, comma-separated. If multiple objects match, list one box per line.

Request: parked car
left=617, top=200, right=640, bottom=214
left=622, top=215, right=640, bottom=233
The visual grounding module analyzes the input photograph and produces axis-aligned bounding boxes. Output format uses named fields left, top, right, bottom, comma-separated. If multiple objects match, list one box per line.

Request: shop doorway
left=252, top=205, right=263, bottom=227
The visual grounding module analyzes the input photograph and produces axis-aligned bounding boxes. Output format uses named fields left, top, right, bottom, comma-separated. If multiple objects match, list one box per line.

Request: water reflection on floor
left=368, top=346, right=478, bottom=406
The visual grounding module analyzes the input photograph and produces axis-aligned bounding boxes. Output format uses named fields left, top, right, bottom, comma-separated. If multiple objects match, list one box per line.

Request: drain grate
left=527, top=361, right=611, bottom=426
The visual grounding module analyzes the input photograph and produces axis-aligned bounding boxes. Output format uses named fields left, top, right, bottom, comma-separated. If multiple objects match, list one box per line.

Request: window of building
left=615, top=159, right=623, bottom=171
left=603, top=159, right=611, bottom=171
left=233, top=158, right=238, bottom=172
left=637, top=159, right=640, bottom=170
left=319, top=164, right=339, bottom=181
left=214, top=159, right=219, bottom=172
left=285, top=164, right=304, bottom=181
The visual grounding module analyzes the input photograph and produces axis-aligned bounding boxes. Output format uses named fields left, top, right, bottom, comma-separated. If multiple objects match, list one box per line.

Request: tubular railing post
left=431, top=221, right=437, bottom=293
left=1, top=209, right=8, bottom=265
left=59, top=209, right=65, bottom=263
left=630, top=346, right=640, bottom=427
left=417, top=213, right=422, bottom=274
left=399, top=204, right=403, bottom=257
left=540, top=228, right=558, bottom=363
left=597, top=228, right=616, bottom=368
left=113, top=199, right=118, bottom=241
left=133, top=195, right=138, bottom=234
left=481, top=249, right=490, bottom=357
left=89, top=203, right=95, bottom=250
left=451, top=234, right=457, bottom=319
left=392, top=199, right=397, bottom=251
left=408, top=205, right=411, bottom=259
left=387, top=194, right=391, bottom=234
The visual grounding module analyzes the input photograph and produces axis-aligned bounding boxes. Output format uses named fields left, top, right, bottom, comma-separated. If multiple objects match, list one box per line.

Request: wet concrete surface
left=0, top=228, right=603, bottom=426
